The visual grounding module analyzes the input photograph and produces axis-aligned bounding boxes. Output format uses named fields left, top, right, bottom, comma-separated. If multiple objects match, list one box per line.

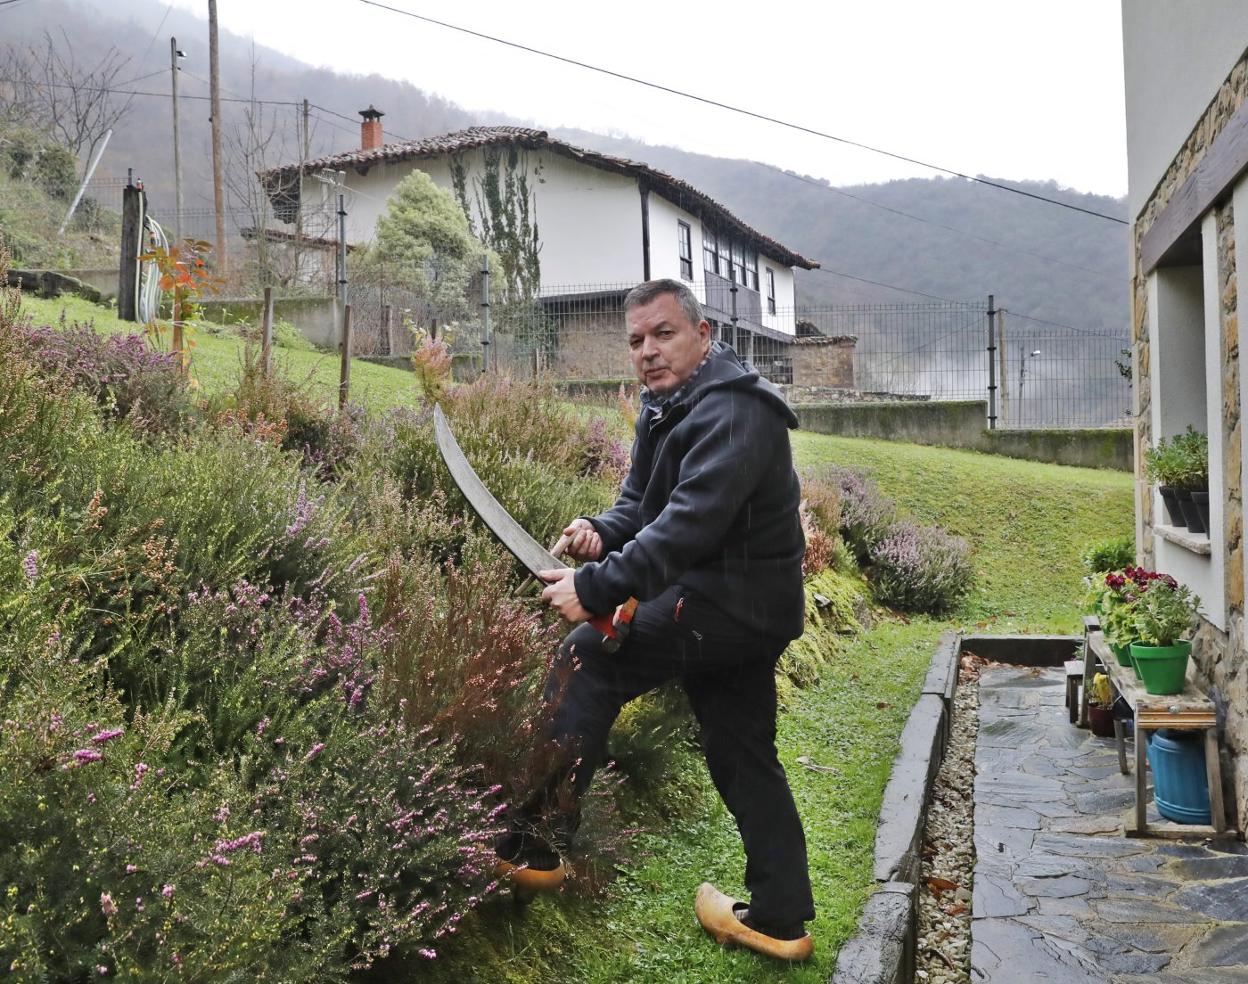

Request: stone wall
left=791, top=337, right=855, bottom=388
left=1133, top=50, right=1248, bottom=828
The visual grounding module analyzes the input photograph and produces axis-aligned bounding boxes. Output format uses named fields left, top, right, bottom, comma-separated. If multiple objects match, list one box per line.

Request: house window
left=766, top=268, right=776, bottom=314
left=678, top=221, right=693, bottom=280
left=745, top=248, right=759, bottom=290
left=717, top=234, right=732, bottom=281
left=703, top=227, right=718, bottom=275
left=731, top=242, right=745, bottom=286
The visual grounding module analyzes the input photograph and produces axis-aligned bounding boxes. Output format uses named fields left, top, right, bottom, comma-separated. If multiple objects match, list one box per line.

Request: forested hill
left=4, top=0, right=1129, bottom=336
left=556, top=129, right=1130, bottom=336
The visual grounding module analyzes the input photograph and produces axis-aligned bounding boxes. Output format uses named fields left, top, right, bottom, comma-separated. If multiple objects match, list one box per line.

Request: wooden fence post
left=339, top=303, right=353, bottom=409
left=261, top=286, right=274, bottom=377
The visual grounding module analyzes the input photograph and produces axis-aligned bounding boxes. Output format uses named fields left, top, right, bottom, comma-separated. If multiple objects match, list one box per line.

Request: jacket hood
left=649, top=342, right=798, bottom=429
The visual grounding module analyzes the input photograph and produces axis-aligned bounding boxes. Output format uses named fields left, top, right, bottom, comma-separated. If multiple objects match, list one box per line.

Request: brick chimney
left=359, top=105, right=384, bottom=151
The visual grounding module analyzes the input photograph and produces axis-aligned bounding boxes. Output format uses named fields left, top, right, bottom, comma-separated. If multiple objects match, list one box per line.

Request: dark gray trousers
left=542, top=583, right=816, bottom=927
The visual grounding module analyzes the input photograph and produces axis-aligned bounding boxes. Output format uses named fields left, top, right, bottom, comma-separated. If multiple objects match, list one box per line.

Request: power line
left=756, top=162, right=1123, bottom=284
left=351, top=0, right=1128, bottom=226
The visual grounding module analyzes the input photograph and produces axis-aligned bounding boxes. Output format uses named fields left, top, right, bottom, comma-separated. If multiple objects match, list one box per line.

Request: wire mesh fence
left=348, top=281, right=1131, bottom=430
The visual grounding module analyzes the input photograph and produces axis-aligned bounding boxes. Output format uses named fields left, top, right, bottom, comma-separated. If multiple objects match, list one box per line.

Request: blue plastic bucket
left=1147, top=729, right=1211, bottom=825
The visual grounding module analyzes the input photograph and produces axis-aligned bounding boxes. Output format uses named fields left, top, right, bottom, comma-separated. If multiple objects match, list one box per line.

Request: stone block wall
left=792, top=336, right=855, bottom=388
left=1133, top=51, right=1248, bottom=829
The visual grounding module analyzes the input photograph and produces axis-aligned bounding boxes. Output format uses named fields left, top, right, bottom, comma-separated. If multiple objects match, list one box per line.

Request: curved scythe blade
left=433, top=403, right=563, bottom=578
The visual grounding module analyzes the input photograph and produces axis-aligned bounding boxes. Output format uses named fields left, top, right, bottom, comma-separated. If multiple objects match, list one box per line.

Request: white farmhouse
left=259, top=115, right=837, bottom=381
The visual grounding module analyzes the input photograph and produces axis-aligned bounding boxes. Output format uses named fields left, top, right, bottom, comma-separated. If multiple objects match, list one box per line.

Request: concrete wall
left=197, top=295, right=339, bottom=349
left=1121, top=2, right=1248, bottom=217
left=796, top=399, right=1133, bottom=470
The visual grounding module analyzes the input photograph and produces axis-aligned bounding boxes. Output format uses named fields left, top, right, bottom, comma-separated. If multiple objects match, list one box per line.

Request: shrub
left=375, top=549, right=563, bottom=806
left=6, top=315, right=194, bottom=435
left=1081, top=533, right=1135, bottom=574
left=829, top=467, right=896, bottom=562
left=0, top=595, right=505, bottom=978
left=870, top=520, right=973, bottom=614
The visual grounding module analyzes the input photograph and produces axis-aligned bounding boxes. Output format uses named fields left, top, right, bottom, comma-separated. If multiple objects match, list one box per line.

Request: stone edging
left=831, top=630, right=959, bottom=984
left=830, top=633, right=1083, bottom=984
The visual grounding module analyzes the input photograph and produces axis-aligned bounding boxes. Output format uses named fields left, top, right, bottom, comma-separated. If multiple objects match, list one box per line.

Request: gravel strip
left=915, top=653, right=981, bottom=984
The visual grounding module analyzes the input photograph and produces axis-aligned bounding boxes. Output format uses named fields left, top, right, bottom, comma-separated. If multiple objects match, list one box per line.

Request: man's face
left=626, top=293, right=712, bottom=397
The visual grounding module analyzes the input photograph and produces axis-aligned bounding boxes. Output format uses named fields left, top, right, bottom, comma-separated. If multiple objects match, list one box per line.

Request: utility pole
left=208, top=0, right=228, bottom=277
left=997, top=307, right=1009, bottom=426
left=170, top=38, right=184, bottom=243
left=295, top=98, right=310, bottom=266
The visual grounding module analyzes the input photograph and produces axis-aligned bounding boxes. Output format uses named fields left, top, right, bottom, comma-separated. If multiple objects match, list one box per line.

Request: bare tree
left=223, top=47, right=297, bottom=289
left=0, top=30, right=132, bottom=161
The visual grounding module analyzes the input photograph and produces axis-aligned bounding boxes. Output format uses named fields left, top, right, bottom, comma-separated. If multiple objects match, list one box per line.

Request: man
left=497, top=278, right=815, bottom=961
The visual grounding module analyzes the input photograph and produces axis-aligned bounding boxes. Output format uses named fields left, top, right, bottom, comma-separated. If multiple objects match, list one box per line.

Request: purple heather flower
left=22, top=550, right=38, bottom=582
left=72, top=749, right=103, bottom=765
left=162, top=884, right=175, bottom=899
left=90, top=728, right=124, bottom=745
left=303, top=742, right=326, bottom=762
left=100, top=893, right=118, bottom=917
left=125, top=864, right=137, bottom=874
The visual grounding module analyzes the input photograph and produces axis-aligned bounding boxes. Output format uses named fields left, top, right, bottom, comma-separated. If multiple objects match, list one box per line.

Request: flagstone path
left=971, top=664, right=1248, bottom=983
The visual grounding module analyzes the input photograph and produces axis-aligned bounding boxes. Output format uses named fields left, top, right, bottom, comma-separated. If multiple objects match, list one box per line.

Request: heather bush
left=870, top=520, right=974, bottom=614
left=369, top=401, right=613, bottom=554
left=2, top=584, right=506, bottom=974
left=829, top=467, right=897, bottom=562
left=8, top=314, right=194, bottom=435
left=376, top=548, right=562, bottom=805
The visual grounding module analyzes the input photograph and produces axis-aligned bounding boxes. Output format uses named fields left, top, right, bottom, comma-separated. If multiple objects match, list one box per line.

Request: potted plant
left=1174, top=427, right=1210, bottom=534
left=1090, top=568, right=1144, bottom=669
left=1087, top=672, right=1116, bottom=738
left=1127, top=576, right=1202, bottom=696
left=1144, top=431, right=1200, bottom=530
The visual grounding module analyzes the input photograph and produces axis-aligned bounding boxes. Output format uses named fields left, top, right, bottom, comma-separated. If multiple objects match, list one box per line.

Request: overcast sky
left=161, top=0, right=1127, bottom=197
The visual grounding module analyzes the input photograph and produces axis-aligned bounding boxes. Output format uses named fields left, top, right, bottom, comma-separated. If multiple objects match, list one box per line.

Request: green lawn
left=17, top=290, right=1137, bottom=980
left=16, top=293, right=424, bottom=412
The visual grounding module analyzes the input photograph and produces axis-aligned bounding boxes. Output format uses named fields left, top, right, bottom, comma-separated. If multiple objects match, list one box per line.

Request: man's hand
left=539, top=568, right=592, bottom=624
left=560, top=518, right=603, bottom=562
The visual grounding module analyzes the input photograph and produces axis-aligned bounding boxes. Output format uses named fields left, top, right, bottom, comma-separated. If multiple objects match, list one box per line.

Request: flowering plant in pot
left=1091, top=566, right=1163, bottom=669
left=1087, top=672, right=1116, bottom=738
left=1126, top=578, right=1202, bottom=696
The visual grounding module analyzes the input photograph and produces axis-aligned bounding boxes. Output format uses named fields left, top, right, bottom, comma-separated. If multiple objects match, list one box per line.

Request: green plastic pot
left=1109, top=641, right=1133, bottom=667
left=1130, top=641, right=1192, bottom=695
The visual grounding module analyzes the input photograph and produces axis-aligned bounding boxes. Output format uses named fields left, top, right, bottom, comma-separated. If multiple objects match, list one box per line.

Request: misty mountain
left=2, top=0, right=1128, bottom=337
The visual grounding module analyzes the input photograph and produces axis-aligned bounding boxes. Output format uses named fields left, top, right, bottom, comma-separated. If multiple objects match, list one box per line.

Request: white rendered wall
left=1122, top=0, right=1248, bottom=218
left=646, top=194, right=698, bottom=285
left=1147, top=212, right=1226, bottom=630
left=305, top=149, right=645, bottom=289
left=761, top=262, right=796, bottom=335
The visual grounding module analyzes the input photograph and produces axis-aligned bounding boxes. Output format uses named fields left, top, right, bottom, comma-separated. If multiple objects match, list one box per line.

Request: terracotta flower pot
left=1088, top=703, right=1115, bottom=738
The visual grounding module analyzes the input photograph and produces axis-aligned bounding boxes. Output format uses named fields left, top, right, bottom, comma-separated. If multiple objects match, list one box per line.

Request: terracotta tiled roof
left=259, top=126, right=818, bottom=270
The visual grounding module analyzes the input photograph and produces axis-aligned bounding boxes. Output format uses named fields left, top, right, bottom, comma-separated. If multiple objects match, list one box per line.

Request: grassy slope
left=792, top=432, right=1135, bottom=632
left=17, top=292, right=1137, bottom=980
left=16, top=294, right=424, bottom=413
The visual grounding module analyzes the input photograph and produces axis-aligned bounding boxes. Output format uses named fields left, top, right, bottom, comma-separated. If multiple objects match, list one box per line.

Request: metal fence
left=399, top=283, right=1129, bottom=430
